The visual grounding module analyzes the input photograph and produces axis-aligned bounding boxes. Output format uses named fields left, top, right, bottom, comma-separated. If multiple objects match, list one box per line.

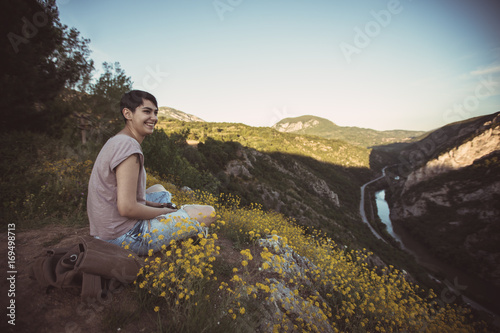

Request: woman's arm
left=146, top=201, right=177, bottom=209
left=116, top=154, right=177, bottom=219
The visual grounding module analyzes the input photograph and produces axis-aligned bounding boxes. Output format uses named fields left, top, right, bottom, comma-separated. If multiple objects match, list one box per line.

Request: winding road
left=359, top=167, right=388, bottom=243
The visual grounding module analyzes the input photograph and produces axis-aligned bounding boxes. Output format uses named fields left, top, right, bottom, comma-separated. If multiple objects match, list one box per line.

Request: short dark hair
left=120, top=90, right=158, bottom=123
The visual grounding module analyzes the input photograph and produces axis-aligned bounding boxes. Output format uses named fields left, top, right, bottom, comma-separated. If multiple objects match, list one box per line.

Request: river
left=374, top=190, right=401, bottom=244
left=368, top=186, right=500, bottom=324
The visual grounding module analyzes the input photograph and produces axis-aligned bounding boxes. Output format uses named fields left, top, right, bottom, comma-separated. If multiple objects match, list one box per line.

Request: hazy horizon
left=58, top=0, right=500, bottom=131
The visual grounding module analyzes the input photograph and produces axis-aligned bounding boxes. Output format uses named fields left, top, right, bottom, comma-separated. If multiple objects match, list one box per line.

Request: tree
left=0, top=0, right=94, bottom=133
left=80, top=62, right=133, bottom=143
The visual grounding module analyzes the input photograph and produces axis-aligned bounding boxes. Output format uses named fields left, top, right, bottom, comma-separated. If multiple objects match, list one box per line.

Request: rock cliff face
left=389, top=112, right=500, bottom=286
left=215, top=143, right=366, bottom=249
left=403, top=115, right=500, bottom=191
left=224, top=148, right=340, bottom=208
left=273, top=119, right=320, bottom=132
left=158, top=106, right=205, bottom=122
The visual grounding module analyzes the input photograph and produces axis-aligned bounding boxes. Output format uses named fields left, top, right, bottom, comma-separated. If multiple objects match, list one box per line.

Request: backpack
left=29, top=236, right=143, bottom=303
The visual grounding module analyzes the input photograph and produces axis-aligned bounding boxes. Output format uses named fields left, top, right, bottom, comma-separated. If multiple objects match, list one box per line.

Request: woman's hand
left=146, top=201, right=178, bottom=209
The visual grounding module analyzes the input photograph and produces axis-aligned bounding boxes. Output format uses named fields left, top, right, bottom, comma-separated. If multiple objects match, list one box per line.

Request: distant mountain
left=272, top=115, right=425, bottom=147
left=158, top=106, right=205, bottom=122
left=387, top=111, right=500, bottom=289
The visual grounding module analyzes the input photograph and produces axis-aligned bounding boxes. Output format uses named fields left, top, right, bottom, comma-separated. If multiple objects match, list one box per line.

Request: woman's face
left=126, top=99, right=159, bottom=139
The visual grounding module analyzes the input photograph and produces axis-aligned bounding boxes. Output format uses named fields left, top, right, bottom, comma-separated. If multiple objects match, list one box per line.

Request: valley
left=155, top=108, right=500, bottom=326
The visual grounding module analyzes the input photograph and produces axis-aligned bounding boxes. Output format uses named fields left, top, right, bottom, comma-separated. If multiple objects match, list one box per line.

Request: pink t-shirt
left=87, top=134, right=146, bottom=240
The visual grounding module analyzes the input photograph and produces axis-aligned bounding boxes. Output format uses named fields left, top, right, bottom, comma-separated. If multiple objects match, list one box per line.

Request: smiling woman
left=121, top=100, right=158, bottom=142
left=87, top=90, right=216, bottom=255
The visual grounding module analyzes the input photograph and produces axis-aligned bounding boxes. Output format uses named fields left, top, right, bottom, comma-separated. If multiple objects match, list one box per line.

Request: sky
left=56, top=0, right=500, bottom=131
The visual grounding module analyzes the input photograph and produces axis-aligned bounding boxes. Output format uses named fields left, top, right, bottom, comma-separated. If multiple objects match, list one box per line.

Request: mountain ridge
left=156, top=109, right=426, bottom=148
left=273, top=114, right=427, bottom=147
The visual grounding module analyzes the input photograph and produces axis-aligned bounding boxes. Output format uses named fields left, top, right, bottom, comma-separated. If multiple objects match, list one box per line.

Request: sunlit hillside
left=272, top=115, right=426, bottom=148
left=157, top=119, right=371, bottom=168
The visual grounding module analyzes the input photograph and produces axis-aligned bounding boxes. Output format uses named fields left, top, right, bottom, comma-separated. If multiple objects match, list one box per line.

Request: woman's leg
left=142, top=210, right=206, bottom=253
left=109, top=186, right=216, bottom=255
left=103, top=220, right=150, bottom=255
left=146, top=184, right=167, bottom=194
left=181, top=205, right=216, bottom=227
left=146, top=184, right=216, bottom=227
left=146, top=185, right=172, bottom=205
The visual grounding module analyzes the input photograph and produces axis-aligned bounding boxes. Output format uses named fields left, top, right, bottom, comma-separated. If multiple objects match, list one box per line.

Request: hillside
left=396, top=111, right=500, bottom=181
left=386, top=112, right=500, bottom=292
left=153, top=120, right=374, bottom=247
left=144, top=120, right=444, bottom=285
left=158, top=106, right=205, bottom=122
left=157, top=120, right=371, bottom=168
left=272, top=115, right=425, bottom=147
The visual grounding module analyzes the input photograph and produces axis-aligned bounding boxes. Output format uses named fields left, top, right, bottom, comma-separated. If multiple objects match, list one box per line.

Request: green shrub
left=0, top=131, right=92, bottom=229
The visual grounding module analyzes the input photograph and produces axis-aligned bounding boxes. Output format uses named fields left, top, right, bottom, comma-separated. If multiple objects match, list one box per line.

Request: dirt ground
left=1, top=225, right=133, bottom=332
left=0, top=225, right=243, bottom=333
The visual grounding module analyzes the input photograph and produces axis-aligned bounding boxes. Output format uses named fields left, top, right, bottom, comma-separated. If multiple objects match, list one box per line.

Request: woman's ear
left=122, top=108, right=132, bottom=120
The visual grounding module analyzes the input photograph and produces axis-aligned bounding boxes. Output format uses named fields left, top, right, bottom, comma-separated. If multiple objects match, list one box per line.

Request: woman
left=87, top=90, right=215, bottom=255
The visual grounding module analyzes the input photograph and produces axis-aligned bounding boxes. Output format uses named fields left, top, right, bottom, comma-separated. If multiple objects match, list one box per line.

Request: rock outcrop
left=224, top=148, right=341, bottom=208
left=158, top=106, right=205, bottom=122
left=273, top=119, right=320, bottom=132
left=403, top=117, right=500, bottom=191
left=389, top=111, right=500, bottom=287
left=255, top=236, right=335, bottom=332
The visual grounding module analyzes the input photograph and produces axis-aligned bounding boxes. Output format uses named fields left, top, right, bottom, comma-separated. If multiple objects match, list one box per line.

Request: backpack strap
left=81, top=273, right=105, bottom=303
